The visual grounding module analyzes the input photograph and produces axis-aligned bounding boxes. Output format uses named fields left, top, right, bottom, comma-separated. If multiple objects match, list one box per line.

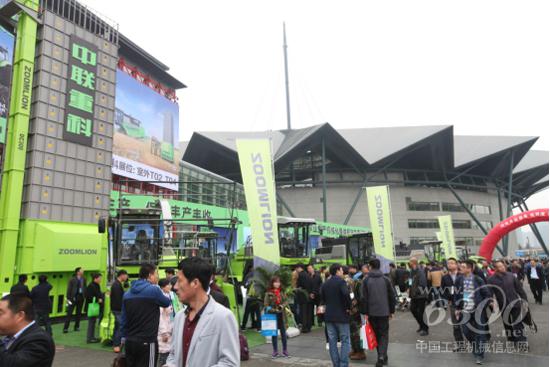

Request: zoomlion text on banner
left=365, top=185, right=395, bottom=273
left=437, top=215, right=457, bottom=259
left=236, top=139, right=280, bottom=272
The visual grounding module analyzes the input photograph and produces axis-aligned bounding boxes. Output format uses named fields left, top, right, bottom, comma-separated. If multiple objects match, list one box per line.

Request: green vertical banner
left=236, top=139, right=280, bottom=272
left=365, top=185, right=395, bottom=273
left=437, top=215, right=457, bottom=259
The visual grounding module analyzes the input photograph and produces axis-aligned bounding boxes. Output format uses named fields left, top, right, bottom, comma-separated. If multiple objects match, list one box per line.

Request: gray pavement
left=54, top=290, right=549, bottom=366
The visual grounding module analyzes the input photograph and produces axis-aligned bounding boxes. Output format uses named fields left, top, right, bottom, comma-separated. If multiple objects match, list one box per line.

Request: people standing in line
left=408, top=257, right=429, bottom=336
left=10, top=275, right=31, bottom=297
left=487, top=260, right=528, bottom=346
left=526, top=259, right=544, bottom=305
left=165, top=257, right=239, bottom=367
left=86, top=273, right=104, bottom=344
left=320, top=264, right=351, bottom=367
left=361, top=259, right=396, bottom=367
left=347, top=268, right=365, bottom=361
left=297, top=264, right=314, bottom=333
left=30, top=275, right=53, bottom=336
left=110, top=269, right=128, bottom=353
left=121, top=264, right=171, bottom=367
left=264, top=275, right=290, bottom=358
left=0, top=294, right=56, bottom=367
left=441, top=258, right=464, bottom=351
left=454, top=260, right=493, bottom=365
left=63, top=267, right=86, bottom=333
left=428, top=262, right=444, bottom=308
left=157, top=279, right=175, bottom=366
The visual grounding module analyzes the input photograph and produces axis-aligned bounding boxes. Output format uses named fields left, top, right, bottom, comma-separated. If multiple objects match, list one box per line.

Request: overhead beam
left=276, top=192, right=295, bottom=217
left=519, top=200, right=549, bottom=256
left=447, top=184, right=505, bottom=257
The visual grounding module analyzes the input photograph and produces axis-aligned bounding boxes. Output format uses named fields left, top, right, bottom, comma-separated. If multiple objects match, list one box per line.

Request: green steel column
left=322, top=137, right=327, bottom=222
left=0, top=0, right=39, bottom=292
left=503, top=150, right=515, bottom=255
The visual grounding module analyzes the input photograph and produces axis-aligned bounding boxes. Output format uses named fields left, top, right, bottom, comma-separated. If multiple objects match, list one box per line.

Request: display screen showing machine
left=314, top=232, right=375, bottom=266
left=233, top=216, right=316, bottom=269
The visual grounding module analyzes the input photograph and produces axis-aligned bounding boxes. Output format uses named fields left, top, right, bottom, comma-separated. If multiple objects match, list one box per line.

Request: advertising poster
left=437, top=215, right=457, bottom=259
left=236, top=139, right=280, bottom=272
left=0, top=25, right=14, bottom=144
left=365, top=185, right=395, bottom=273
left=113, top=70, right=180, bottom=190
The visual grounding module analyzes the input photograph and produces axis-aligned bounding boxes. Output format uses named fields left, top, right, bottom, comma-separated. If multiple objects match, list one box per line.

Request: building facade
left=181, top=124, right=549, bottom=257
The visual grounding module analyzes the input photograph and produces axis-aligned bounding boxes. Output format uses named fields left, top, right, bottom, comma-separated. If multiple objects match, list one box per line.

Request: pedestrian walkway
left=53, top=292, right=548, bottom=366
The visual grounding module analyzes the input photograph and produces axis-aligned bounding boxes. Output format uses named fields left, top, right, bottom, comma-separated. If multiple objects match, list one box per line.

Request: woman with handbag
left=264, top=276, right=289, bottom=358
left=85, top=273, right=104, bottom=343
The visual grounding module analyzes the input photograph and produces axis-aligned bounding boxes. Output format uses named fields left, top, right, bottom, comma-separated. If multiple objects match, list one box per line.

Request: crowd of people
left=0, top=257, right=240, bottom=367
left=0, top=255, right=547, bottom=366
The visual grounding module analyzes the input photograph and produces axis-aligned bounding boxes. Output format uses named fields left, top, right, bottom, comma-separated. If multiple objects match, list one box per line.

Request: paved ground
left=53, top=291, right=549, bottom=367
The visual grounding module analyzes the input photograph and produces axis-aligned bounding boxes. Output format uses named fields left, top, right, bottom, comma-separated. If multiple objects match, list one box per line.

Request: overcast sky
left=82, top=0, right=548, bottom=210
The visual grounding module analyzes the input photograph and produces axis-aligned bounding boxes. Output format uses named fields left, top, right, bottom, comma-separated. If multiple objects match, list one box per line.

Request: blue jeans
left=326, top=322, right=351, bottom=367
left=112, top=311, right=122, bottom=347
left=461, top=310, right=489, bottom=359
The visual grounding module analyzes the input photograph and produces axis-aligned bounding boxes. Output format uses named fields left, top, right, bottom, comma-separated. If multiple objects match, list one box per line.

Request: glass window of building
left=471, top=204, right=491, bottom=214
left=408, top=219, right=439, bottom=229
left=442, top=202, right=464, bottom=212
left=406, top=198, right=440, bottom=211
left=472, top=221, right=493, bottom=231
left=452, top=220, right=472, bottom=229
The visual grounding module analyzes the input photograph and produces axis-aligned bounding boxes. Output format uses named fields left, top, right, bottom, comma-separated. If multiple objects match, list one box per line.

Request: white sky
left=82, top=0, right=549, bottom=210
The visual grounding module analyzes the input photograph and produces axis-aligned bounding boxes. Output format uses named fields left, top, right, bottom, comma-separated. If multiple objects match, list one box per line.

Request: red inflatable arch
left=478, top=208, right=549, bottom=261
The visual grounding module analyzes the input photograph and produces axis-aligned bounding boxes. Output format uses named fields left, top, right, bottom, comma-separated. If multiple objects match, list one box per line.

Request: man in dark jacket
left=526, top=259, right=544, bottom=304
left=320, top=263, right=351, bottom=367
left=408, top=257, right=429, bottom=336
left=361, top=258, right=396, bottom=367
left=121, top=264, right=171, bottom=366
left=297, top=264, right=314, bottom=333
left=86, top=273, right=104, bottom=343
left=441, top=258, right=464, bottom=349
left=488, top=260, right=528, bottom=344
left=10, top=275, right=31, bottom=297
left=454, top=260, right=493, bottom=365
left=111, top=269, right=128, bottom=352
left=395, top=263, right=409, bottom=292
left=30, top=275, right=53, bottom=336
left=0, top=294, right=55, bottom=367
left=63, top=267, right=87, bottom=333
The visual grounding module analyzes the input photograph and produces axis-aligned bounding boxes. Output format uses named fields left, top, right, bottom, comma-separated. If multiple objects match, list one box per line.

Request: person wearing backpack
left=361, top=259, right=396, bottom=367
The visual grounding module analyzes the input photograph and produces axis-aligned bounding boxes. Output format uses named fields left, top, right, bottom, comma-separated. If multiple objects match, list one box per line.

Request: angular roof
left=513, top=150, right=548, bottom=174
left=338, top=125, right=451, bottom=165
left=454, top=135, right=537, bottom=168
left=181, top=123, right=546, bottom=197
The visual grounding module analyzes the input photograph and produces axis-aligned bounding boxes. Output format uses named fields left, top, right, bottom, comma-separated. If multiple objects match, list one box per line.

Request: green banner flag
left=365, top=185, right=395, bottom=272
left=438, top=215, right=457, bottom=259
left=236, top=139, right=280, bottom=271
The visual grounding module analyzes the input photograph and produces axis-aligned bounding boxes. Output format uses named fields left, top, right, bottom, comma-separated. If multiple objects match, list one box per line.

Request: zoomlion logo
left=58, top=249, right=98, bottom=255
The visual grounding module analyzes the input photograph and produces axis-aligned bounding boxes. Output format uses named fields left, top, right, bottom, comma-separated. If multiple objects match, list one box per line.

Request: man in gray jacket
left=361, top=258, right=396, bottom=367
left=164, top=257, right=239, bottom=367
